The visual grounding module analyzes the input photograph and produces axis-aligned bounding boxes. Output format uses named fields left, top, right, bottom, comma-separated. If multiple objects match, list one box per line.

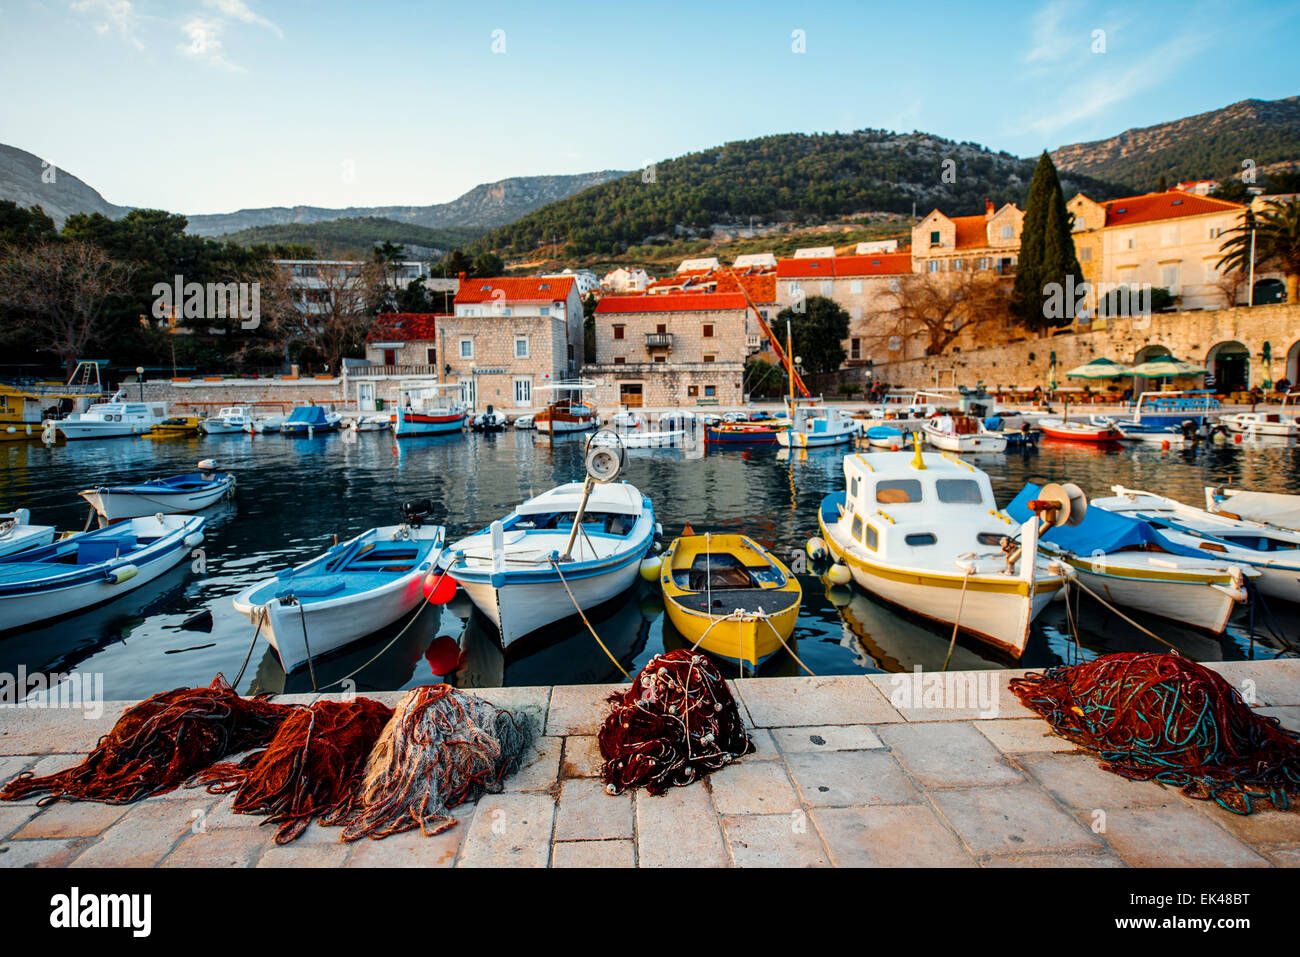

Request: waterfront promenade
left=1, top=659, right=1297, bottom=867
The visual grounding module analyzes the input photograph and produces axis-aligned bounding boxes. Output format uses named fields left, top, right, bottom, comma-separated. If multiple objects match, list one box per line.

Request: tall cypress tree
left=1013, top=152, right=1083, bottom=331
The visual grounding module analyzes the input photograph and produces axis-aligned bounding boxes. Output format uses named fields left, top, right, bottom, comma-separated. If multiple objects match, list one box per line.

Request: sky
left=1, top=0, right=1296, bottom=215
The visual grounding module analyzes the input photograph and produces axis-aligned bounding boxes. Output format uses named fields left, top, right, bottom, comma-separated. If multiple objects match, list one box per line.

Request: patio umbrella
left=1067, top=357, right=1134, bottom=378
left=1048, top=351, right=1057, bottom=392
left=1130, top=354, right=1207, bottom=377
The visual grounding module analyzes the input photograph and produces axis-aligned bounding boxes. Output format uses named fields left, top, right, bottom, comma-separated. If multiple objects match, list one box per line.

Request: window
left=703, top=323, right=714, bottom=337
left=1126, top=238, right=1136, bottom=250
left=936, top=479, right=983, bottom=504
left=1161, top=263, right=1180, bottom=290
left=540, top=306, right=549, bottom=316
left=425, top=347, right=436, bottom=364
left=383, top=349, right=396, bottom=366
left=889, top=278, right=901, bottom=292
left=905, top=533, right=937, bottom=546
left=687, top=385, right=699, bottom=397
left=865, top=525, right=878, bottom=550
left=1209, top=226, right=1223, bottom=240
left=513, top=377, right=532, bottom=406
left=704, top=385, right=716, bottom=397
left=876, top=479, right=922, bottom=504
left=930, top=230, right=941, bottom=245
left=613, top=325, right=625, bottom=340
left=850, top=279, right=862, bottom=294
left=952, top=258, right=964, bottom=271
left=851, top=516, right=864, bottom=542
left=656, top=323, right=667, bottom=334
left=1000, top=225, right=1013, bottom=239
left=614, top=357, right=626, bottom=365
left=850, top=339, right=861, bottom=360
left=927, top=261, right=941, bottom=274
left=1079, top=247, right=1092, bottom=262
left=654, top=355, right=666, bottom=363
left=820, top=280, right=832, bottom=296
left=514, top=337, right=529, bottom=359
left=459, top=339, right=473, bottom=359
left=703, top=355, right=715, bottom=363
left=850, top=476, right=860, bottom=498
left=567, top=344, right=574, bottom=360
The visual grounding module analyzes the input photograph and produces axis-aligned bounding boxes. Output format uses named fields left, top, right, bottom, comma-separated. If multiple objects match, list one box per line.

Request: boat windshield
left=936, top=479, right=985, bottom=504
left=512, top=511, right=636, bottom=536
left=876, top=480, right=922, bottom=504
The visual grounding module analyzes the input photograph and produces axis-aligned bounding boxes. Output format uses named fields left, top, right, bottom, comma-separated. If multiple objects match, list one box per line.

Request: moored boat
left=149, top=415, right=203, bottom=436
left=198, top=406, right=255, bottom=434
left=1038, top=417, right=1121, bottom=443
left=0, top=510, right=56, bottom=560
left=659, top=533, right=801, bottom=667
left=922, top=414, right=1007, bottom=453
left=45, top=391, right=168, bottom=441
left=232, top=516, right=446, bottom=673
left=534, top=380, right=598, bottom=434
left=776, top=399, right=860, bottom=448
left=705, top=420, right=788, bottom=444
left=0, top=514, right=204, bottom=631
left=1205, top=487, right=1300, bottom=533
left=79, top=460, right=235, bottom=522
left=391, top=383, right=468, bottom=437
left=866, top=425, right=910, bottom=449
left=280, top=405, right=341, bottom=435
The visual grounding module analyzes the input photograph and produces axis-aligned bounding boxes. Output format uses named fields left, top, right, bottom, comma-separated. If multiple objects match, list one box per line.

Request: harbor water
left=2, top=426, right=1298, bottom=701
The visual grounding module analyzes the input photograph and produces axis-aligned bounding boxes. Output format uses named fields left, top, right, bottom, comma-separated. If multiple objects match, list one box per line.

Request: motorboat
left=0, top=514, right=204, bottom=631
left=79, top=460, right=235, bottom=522
left=592, top=428, right=686, bottom=448
left=0, top=510, right=56, bottom=560
left=343, top=414, right=390, bottom=432
left=392, top=383, right=468, bottom=437
left=982, top=417, right=1039, bottom=449
left=1038, top=417, right=1121, bottom=443
left=813, top=449, right=1071, bottom=657
left=149, top=415, right=203, bottom=436
left=245, top=413, right=287, bottom=434
left=865, top=425, right=911, bottom=449
left=922, top=414, right=1007, bottom=453
left=534, top=380, right=598, bottom=434
left=470, top=407, right=509, bottom=432
left=776, top=399, right=860, bottom=449
left=1007, top=483, right=1254, bottom=634
left=199, top=406, right=255, bottom=435
left=281, top=406, right=341, bottom=435
left=659, top=533, right=801, bottom=668
left=514, top=414, right=536, bottom=430
left=440, top=439, right=657, bottom=647
left=1093, top=486, right=1300, bottom=605
left=45, top=391, right=167, bottom=441
left=232, top=513, right=446, bottom=673
left=1219, top=412, right=1300, bottom=438
left=659, top=411, right=698, bottom=430
left=1205, top=487, right=1300, bottom=533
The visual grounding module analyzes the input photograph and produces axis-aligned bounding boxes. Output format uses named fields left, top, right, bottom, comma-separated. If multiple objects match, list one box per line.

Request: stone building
left=587, top=292, right=747, bottom=408
left=439, top=276, right=583, bottom=411
left=910, top=200, right=1023, bottom=277
left=363, top=313, right=444, bottom=369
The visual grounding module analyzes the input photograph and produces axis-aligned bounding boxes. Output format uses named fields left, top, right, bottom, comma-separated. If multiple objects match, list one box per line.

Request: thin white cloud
left=71, top=0, right=143, bottom=50
left=203, top=0, right=281, bottom=38
left=178, top=15, right=243, bottom=71
left=1023, top=0, right=1072, bottom=65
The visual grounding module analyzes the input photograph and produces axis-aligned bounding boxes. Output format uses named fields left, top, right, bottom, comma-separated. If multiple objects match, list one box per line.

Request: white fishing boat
left=232, top=515, right=446, bottom=673
left=44, top=391, right=167, bottom=441
left=1219, top=411, right=1300, bottom=438
left=440, top=439, right=657, bottom=647
left=1205, top=487, right=1300, bottom=533
left=79, top=460, right=235, bottom=522
left=0, top=514, right=204, bottom=631
left=1007, top=483, right=1254, bottom=634
left=1093, top=486, right=1300, bottom=605
left=0, top=510, right=56, bottom=560
left=922, top=414, right=1007, bottom=453
left=776, top=399, right=860, bottom=448
left=198, top=406, right=255, bottom=434
left=514, top=414, right=536, bottom=430
left=343, top=413, right=392, bottom=432
left=813, top=449, right=1072, bottom=658
left=610, top=409, right=644, bottom=430
left=245, top=413, right=287, bottom=434
left=592, top=428, right=685, bottom=448
left=865, top=425, right=911, bottom=449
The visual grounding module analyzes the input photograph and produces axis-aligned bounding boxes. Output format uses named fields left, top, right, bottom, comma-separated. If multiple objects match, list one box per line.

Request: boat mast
left=725, top=267, right=810, bottom=398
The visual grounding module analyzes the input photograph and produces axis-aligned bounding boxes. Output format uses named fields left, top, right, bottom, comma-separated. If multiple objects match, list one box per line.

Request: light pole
left=135, top=366, right=144, bottom=402
left=1247, top=208, right=1257, bottom=307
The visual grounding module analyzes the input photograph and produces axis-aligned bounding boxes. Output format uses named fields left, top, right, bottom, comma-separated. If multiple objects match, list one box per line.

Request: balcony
left=645, top=333, right=673, bottom=349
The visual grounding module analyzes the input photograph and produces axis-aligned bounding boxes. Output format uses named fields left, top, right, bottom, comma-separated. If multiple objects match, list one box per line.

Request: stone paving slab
left=0, top=660, right=1295, bottom=867
left=1204, top=659, right=1300, bottom=707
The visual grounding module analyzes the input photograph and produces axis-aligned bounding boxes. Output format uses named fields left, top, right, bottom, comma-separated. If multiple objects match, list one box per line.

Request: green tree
left=1217, top=199, right=1300, bottom=304
left=582, top=293, right=597, bottom=363
left=0, top=201, right=57, bottom=248
left=777, top=295, right=849, bottom=374
left=1012, top=152, right=1083, bottom=332
left=472, top=251, right=504, bottom=278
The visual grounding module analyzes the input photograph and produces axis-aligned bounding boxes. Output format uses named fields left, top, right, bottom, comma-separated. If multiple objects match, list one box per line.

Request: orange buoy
left=422, top=571, right=457, bottom=604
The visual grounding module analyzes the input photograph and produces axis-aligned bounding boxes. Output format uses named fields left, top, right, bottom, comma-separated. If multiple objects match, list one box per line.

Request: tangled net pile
left=599, top=650, right=753, bottom=795
left=1010, top=652, right=1300, bottom=814
left=341, top=685, right=532, bottom=841
left=195, top=697, right=394, bottom=843
left=0, top=675, right=290, bottom=805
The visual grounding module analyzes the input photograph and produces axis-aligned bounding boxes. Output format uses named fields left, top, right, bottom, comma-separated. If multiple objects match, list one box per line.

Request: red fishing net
left=1010, top=652, right=1300, bottom=814
left=340, top=685, right=532, bottom=841
left=0, top=675, right=291, bottom=805
left=599, top=650, right=754, bottom=795
left=196, top=697, right=393, bottom=844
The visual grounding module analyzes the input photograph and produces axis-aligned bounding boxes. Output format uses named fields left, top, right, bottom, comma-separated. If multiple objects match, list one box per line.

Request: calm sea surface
left=2, top=426, right=1298, bottom=701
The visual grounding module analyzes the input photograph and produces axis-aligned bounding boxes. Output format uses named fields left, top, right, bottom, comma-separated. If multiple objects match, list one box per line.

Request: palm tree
left=1216, top=199, right=1300, bottom=305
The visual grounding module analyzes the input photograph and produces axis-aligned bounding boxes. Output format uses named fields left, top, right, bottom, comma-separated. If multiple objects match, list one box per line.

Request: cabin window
left=865, top=524, right=878, bottom=550
left=851, top=516, right=863, bottom=542
left=876, top=479, right=922, bottom=504
left=905, top=533, right=937, bottom=546
left=977, top=532, right=1004, bottom=547
left=935, top=479, right=984, bottom=504
left=850, top=476, right=859, bottom=498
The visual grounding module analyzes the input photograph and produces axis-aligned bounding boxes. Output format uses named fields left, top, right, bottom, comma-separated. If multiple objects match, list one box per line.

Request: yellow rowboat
left=149, top=415, right=203, bottom=436
left=659, top=533, right=801, bottom=667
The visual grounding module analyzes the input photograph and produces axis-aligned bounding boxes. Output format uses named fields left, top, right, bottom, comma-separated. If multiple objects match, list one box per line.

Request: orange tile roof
left=366, top=312, right=446, bottom=343
left=453, top=276, right=575, bottom=304
left=950, top=215, right=991, bottom=250
left=717, top=271, right=777, bottom=303
left=775, top=253, right=911, bottom=279
left=776, top=256, right=835, bottom=278
left=595, top=292, right=748, bottom=314
left=1102, top=191, right=1243, bottom=228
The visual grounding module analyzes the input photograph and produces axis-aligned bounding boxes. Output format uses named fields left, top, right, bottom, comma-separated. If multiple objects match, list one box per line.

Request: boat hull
left=1061, top=555, right=1244, bottom=634
left=392, top=409, right=465, bottom=436
left=776, top=428, right=857, bottom=448
left=80, top=475, right=234, bottom=521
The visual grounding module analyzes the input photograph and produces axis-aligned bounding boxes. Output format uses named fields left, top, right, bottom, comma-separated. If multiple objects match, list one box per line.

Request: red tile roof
left=951, top=215, right=992, bottom=250
left=776, top=253, right=912, bottom=279
left=595, top=292, right=748, bottom=314
left=366, top=313, right=446, bottom=343
left=716, top=271, right=777, bottom=303
left=453, top=276, right=576, bottom=304
left=1102, top=191, right=1243, bottom=228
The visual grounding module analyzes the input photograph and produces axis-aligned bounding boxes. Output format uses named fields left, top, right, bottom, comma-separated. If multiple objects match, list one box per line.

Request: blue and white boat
left=281, top=406, right=341, bottom=435
left=0, top=510, right=56, bottom=560
left=441, top=479, right=657, bottom=647
left=866, top=424, right=910, bottom=449
left=0, top=514, right=204, bottom=631
left=79, top=460, right=235, bottom=522
left=776, top=399, right=860, bottom=448
left=392, top=384, right=468, bottom=437
left=232, top=519, right=446, bottom=672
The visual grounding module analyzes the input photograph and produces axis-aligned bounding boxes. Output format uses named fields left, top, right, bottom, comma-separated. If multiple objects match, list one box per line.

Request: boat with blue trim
left=79, top=460, right=235, bottom=522
left=232, top=511, right=446, bottom=673
left=280, top=405, right=341, bottom=435
left=0, top=514, right=204, bottom=631
left=392, top=383, right=468, bottom=437
left=441, top=472, right=657, bottom=648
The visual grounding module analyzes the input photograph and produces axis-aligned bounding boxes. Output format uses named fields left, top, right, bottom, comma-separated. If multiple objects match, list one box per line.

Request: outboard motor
left=1179, top=419, right=1198, bottom=442
left=403, top=498, right=433, bottom=528
left=198, top=459, right=218, bottom=480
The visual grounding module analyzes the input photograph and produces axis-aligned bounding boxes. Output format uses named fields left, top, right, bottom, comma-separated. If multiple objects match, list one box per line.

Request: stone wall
left=587, top=362, right=744, bottom=408
left=140, top=376, right=344, bottom=412
left=863, top=302, right=1300, bottom=394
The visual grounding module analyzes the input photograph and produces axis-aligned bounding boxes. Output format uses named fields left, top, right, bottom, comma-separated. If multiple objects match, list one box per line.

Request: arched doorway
left=1253, top=278, right=1285, bottom=305
left=1284, top=340, right=1300, bottom=390
left=1206, top=341, right=1250, bottom=393
left=1132, top=344, right=1172, bottom=395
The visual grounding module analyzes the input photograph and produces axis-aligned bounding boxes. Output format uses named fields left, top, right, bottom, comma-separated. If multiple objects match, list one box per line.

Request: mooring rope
left=548, top=557, right=632, bottom=680
left=1065, top=571, right=1185, bottom=656
left=942, top=568, right=972, bottom=672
